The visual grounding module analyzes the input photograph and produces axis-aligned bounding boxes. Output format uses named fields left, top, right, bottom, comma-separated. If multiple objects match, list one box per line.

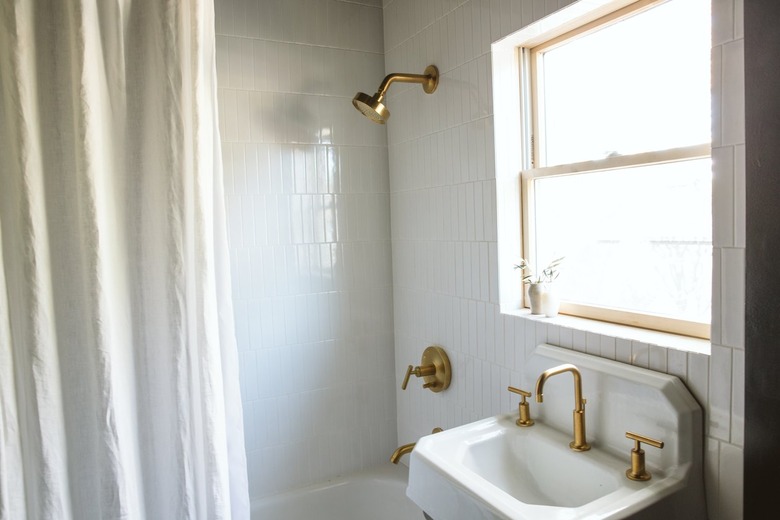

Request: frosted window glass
left=532, top=158, right=712, bottom=323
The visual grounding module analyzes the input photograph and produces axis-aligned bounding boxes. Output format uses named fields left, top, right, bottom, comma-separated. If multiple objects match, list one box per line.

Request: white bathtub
left=250, top=463, right=424, bottom=520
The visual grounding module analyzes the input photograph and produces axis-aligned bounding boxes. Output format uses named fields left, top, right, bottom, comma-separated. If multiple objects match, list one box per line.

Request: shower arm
left=375, top=67, right=438, bottom=98
left=352, top=65, right=439, bottom=124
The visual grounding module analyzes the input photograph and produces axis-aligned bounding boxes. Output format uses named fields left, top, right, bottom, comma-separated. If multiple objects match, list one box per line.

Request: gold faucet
left=390, top=442, right=416, bottom=464
left=534, top=363, right=590, bottom=451
left=625, top=431, right=664, bottom=481
left=390, top=427, right=444, bottom=464
left=508, top=386, right=534, bottom=426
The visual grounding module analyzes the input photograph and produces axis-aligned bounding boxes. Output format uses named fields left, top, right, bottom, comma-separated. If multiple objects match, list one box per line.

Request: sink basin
left=407, top=344, right=707, bottom=520
left=409, top=414, right=686, bottom=519
left=462, top=419, right=623, bottom=508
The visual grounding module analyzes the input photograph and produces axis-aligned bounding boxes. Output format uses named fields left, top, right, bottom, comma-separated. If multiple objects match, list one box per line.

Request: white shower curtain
left=0, top=1, right=249, bottom=519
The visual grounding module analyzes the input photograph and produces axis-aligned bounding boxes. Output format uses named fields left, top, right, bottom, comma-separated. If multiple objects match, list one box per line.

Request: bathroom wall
left=384, top=1, right=744, bottom=519
left=744, top=1, right=780, bottom=513
left=214, top=0, right=396, bottom=499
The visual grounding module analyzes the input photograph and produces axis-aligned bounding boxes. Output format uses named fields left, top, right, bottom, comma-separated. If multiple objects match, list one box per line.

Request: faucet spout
left=390, top=427, right=444, bottom=464
left=535, top=363, right=585, bottom=411
left=390, top=442, right=416, bottom=464
left=534, top=363, right=590, bottom=451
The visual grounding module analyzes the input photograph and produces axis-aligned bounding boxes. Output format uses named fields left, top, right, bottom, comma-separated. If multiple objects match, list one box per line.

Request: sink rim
left=411, top=412, right=691, bottom=520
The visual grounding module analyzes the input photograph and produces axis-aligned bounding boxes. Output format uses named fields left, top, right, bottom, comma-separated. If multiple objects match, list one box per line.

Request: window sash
left=522, top=144, right=710, bottom=180
left=520, top=144, right=711, bottom=339
left=530, top=1, right=645, bottom=167
left=529, top=0, right=693, bottom=168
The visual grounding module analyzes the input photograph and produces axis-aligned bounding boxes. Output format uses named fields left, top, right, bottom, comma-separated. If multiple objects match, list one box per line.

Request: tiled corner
left=216, top=0, right=394, bottom=500
left=720, top=248, right=745, bottom=349
left=720, top=39, right=745, bottom=146
left=709, top=345, right=733, bottom=442
left=730, top=348, right=744, bottom=447
left=718, top=442, right=744, bottom=520
left=712, top=146, right=735, bottom=247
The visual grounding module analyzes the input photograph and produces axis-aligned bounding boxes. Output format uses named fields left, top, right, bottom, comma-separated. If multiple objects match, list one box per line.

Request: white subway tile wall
left=385, top=1, right=743, bottom=519
left=215, top=0, right=394, bottom=500
left=215, top=0, right=744, bottom=516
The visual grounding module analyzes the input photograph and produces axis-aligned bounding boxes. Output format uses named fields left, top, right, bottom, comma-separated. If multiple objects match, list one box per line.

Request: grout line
left=215, top=33, right=384, bottom=56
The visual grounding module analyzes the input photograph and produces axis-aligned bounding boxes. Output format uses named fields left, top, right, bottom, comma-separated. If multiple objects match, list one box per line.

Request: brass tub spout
left=390, top=442, right=416, bottom=464
left=390, top=427, right=444, bottom=464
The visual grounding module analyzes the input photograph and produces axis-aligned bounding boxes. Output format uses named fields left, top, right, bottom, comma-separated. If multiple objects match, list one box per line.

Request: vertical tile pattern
left=384, top=0, right=744, bottom=518
left=214, top=0, right=744, bottom=515
left=709, top=0, right=745, bottom=517
left=215, top=0, right=394, bottom=500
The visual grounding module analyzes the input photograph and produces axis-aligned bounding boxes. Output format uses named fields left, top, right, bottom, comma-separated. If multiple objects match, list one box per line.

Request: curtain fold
left=0, top=1, right=249, bottom=519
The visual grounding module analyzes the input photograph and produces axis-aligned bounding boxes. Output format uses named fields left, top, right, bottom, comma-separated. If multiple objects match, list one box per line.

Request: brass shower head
left=352, top=65, right=439, bottom=124
left=353, top=92, right=390, bottom=124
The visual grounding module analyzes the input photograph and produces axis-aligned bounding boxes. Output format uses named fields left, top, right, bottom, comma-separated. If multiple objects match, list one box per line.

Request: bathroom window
left=519, top=0, right=712, bottom=338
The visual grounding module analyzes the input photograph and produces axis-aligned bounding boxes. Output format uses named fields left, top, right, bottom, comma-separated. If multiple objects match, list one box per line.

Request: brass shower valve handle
left=625, top=431, right=664, bottom=481
left=508, top=386, right=535, bottom=426
left=402, top=364, right=437, bottom=389
left=400, top=346, right=452, bottom=393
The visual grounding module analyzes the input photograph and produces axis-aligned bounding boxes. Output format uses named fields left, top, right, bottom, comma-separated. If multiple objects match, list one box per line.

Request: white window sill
left=504, top=308, right=711, bottom=356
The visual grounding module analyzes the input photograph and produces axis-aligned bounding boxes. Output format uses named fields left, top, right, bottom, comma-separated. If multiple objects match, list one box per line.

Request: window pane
left=539, top=0, right=711, bottom=166
left=532, top=158, right=712, bottom=324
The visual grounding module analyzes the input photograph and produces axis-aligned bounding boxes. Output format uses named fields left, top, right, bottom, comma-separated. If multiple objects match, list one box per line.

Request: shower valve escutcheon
left=401, top=346, right=451, bottom=393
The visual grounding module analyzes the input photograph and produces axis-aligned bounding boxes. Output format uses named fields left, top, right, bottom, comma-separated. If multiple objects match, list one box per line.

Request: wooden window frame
left=519, top=0, right=712, bottom=339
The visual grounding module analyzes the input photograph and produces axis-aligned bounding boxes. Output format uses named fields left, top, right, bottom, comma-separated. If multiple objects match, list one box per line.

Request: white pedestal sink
left=407, top=344, right=707, bottom=519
